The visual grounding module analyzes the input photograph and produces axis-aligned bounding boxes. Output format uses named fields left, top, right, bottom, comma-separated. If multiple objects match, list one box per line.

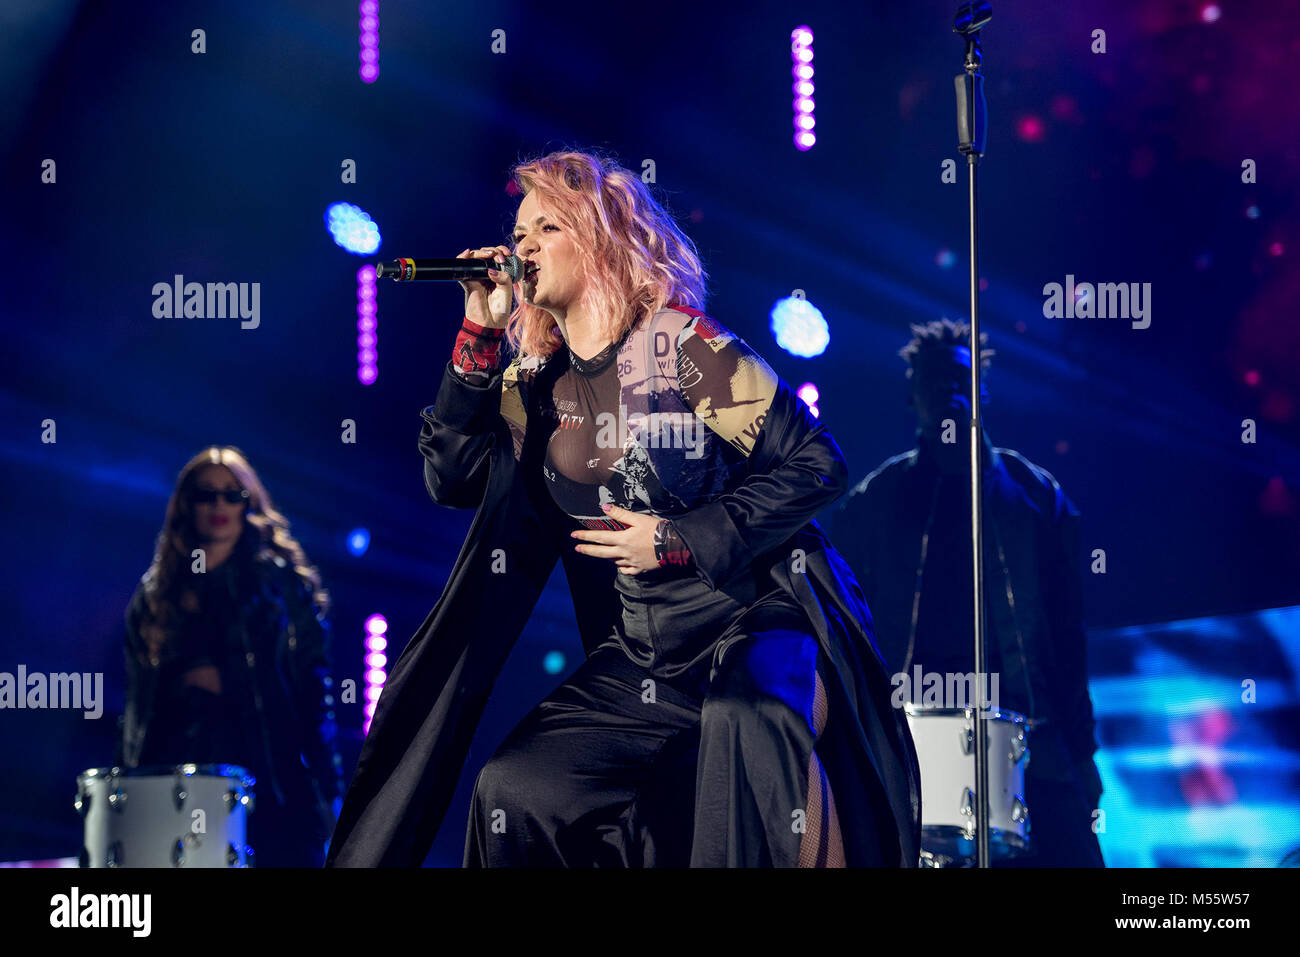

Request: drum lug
left=74, top=788, right=91, bottom=817
left=107, top=787, right=127, bottom=813
left=174, top=784, right=189, bottom=811
left=106, top=841, right=123, bottom=867
left=172, top=839, right=186, bottom=867
left=227, top=843, right=241, bottom=867
left=960, top=787, right=976, bottom=836
left=223, top=786, right=254, bottom=814
left=960, top=723, right=974, bottom=756
left=1011, top=794, right=1029, bottom=827
left=238, top=790, right=255, bottom=815
left=1010, top=728, right=1028, bottom=764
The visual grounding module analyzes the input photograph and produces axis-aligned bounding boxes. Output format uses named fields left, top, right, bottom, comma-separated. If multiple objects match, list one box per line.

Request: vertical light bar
left=362, top=614, right=388, bottom=735
left=791, top=26, right=815, bottom=151
left=359, top=1, right=379, bottom=83
left=357, top=265, right=377, bottom=385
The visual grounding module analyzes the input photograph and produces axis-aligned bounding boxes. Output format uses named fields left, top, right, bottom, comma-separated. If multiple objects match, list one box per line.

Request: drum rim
left=77, top=763, right=255, bottom=785
left=902, top=703, right=1028, bottom=724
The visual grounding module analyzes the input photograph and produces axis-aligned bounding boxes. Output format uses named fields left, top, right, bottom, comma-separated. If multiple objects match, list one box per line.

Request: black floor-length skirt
left=463, top=564, right=895, bottom=867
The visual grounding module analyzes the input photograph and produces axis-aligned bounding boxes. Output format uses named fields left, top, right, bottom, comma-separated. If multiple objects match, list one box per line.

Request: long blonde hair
left=504, top=149, right=709, bottom=358
left=135, top=446, right=328, bottom=661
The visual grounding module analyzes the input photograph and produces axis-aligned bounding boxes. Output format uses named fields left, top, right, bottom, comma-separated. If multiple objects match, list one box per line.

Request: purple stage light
left=358, top=2, right=379, bottom=83
left=797, top=381, right=821, bottom=418
left=357, top=266, right=378, bottom=385
left=362, top=614, right=389, bottom=734
left=791, top=27, right=816, bottom=151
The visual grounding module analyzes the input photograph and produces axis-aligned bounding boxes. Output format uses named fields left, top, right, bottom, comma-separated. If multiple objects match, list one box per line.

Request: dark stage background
left=2, top=0, right=1297, bottom=867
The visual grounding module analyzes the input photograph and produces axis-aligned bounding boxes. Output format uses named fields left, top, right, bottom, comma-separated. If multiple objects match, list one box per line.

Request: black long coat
left=325, top=349, right=922, bottom=867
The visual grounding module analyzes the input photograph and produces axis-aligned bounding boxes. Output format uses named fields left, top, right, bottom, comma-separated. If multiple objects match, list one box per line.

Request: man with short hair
left=833, top=319, right=1103, bottom=868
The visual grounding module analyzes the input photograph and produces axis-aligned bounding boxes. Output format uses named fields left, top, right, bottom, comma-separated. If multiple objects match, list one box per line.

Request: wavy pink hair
left=503, top=150, right=708, bottom=358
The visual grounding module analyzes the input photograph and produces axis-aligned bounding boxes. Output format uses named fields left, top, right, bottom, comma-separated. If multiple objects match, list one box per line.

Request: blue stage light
left=326, top=202, right=382, bottom=255
left=543, top=651, right=566, bottom=675
left=347, top=527, right=371, bottom=555
left=770, top=296, right=829, bottom=358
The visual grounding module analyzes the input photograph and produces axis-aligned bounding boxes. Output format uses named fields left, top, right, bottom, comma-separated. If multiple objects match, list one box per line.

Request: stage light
left=357, top=265, right=378, bottom=385
left=796, top=381, right=821, bottom=418
left=363, top=614, right=389, bottom=734
left=791, top=27, right=815, bottom=151
left=358, top=2, right=379, bottom=82
left=327, top=202, right=381, bottom=255
left=347, top=527, right=370, bottom=556
left=543, top=651, right=566, bottom=675
left=1015, top=115, right=1045, bottom=143
left=770, top=295, right=829, bottom=358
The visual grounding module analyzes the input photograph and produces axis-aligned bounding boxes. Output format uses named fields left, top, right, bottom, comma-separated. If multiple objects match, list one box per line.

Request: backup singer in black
left=117, top=446, right=345, bottom=867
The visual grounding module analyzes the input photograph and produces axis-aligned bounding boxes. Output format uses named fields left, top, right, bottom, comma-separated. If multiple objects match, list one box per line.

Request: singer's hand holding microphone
left=374, top=246, right=535, bottom=331
left=457, top=245, right=515, bottom=329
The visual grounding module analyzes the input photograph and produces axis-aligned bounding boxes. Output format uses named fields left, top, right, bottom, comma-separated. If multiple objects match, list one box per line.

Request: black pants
left=464, top=567, right=869, bottom=867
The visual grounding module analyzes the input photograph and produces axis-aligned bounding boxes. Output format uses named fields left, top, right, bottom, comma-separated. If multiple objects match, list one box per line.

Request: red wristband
left=453, top=317, right=505, bottom=375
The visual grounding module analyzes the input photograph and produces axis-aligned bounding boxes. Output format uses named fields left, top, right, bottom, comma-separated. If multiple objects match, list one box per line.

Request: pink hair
left=503, top=150, right=708, bottom=358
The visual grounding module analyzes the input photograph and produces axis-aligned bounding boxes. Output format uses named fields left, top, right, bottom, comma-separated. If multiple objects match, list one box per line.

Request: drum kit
left=905, top=705, right=1032, bottom=867
left=75, top=764, right=256, bottom=868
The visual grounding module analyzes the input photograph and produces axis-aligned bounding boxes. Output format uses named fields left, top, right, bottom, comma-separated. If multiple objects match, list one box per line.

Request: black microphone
left=374, top=255, right=533, bottom=282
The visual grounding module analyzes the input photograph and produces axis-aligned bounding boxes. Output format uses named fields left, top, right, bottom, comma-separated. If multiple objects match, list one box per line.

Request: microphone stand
left=953, top=0, right=992, bottom=870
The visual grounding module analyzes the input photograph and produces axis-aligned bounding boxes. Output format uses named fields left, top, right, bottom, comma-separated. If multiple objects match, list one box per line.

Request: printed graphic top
left=450, top=304, right=780, bottom=567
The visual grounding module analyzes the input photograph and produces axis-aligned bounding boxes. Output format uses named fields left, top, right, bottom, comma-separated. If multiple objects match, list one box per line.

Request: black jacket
left=325, top=349, right=924, bottom=867
left=832, top=432, right=1103, bottom=807
left=117, top=551, right=345, bottom=840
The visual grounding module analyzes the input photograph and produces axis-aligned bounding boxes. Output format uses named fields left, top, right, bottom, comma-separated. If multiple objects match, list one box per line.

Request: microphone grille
left=499, top=255, right=525, bottom=282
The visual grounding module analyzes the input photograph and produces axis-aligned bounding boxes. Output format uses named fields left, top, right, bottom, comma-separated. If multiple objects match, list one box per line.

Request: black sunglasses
left=191, top=487, right=250, bottom=506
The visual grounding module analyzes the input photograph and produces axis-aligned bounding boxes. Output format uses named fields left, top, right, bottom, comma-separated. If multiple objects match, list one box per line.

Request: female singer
left=118, top=446, right=344, bottom=867
left=327, top=150, right=921, bottom=867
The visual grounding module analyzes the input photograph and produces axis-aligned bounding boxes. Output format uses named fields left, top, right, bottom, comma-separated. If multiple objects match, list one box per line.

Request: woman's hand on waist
left=570, top=504, right=692, bottom=576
